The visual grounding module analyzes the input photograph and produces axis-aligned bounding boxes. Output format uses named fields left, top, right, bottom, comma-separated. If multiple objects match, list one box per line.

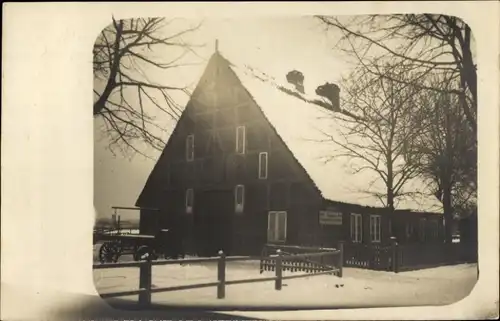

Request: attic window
left=236, top=126, right=246, bottom=154
left=186, top=134, right=194, bottom=161
left=185, top=188, right=194, bottom=214
left=258, top=152, right=268, bottom=179
left=235, top=185, right=245, bottom=213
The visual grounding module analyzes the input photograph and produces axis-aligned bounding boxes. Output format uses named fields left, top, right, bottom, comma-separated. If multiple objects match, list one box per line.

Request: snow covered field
left=93, top=244, right=478, bottom=309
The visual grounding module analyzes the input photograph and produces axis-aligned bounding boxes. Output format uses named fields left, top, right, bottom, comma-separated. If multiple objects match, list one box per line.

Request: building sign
left=319, top=210, right=343, bottom=225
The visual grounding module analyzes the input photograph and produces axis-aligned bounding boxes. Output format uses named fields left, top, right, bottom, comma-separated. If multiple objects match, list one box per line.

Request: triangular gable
left=137, top=51, right=443, bottom=214
left=135, top=54, right=221, bottom=207
left=224, top=58, right=443, bottom=214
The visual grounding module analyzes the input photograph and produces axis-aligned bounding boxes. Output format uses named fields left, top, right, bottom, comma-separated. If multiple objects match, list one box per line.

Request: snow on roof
left=227, top=59, right=443, bottom=213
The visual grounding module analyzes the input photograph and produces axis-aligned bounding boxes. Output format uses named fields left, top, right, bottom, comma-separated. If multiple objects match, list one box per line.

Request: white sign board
left=319, top=211, right=343, bottom=225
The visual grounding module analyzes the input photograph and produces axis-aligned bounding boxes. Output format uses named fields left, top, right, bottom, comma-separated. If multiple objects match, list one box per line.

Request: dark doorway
left=194, top=189, right=234, bottom=256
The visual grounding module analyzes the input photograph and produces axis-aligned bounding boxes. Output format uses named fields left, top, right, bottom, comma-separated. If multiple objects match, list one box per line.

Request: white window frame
left=370, top=215, right=381, bottom=243
left=185, top=188, right=194, bottom=214
left=350, top=214, right=362, bottom=243
left=236, top=126, right=246, bottom=154
left=258, top=152, right=268, bottom=179
left=235, top=185, right=245, bottom=213
left=268, top=211, right=287, bottom=243
left=186, top=134, right=195, bottom=162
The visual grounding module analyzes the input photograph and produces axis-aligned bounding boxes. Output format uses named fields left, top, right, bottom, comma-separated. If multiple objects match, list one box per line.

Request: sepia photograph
left=2, top=2, right=498, bottom=321
left=93, top=14, right=479, bottom=309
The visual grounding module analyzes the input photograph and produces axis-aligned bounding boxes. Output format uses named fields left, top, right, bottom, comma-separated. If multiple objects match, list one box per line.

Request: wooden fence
left=396, top=242, right=466, bottom=272
left=93, top=249, right=342, bottom=308
left=343, top=241, right=472, bottom=273
left=344, top=242, right=394, bottom=271
left=260, top=243, right=343, bottom=277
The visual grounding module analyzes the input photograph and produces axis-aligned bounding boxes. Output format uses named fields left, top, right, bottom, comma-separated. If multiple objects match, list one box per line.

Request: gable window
left=419, top=218, right=427, bottom=242
left=268, top=211, right=287, bottom=243
left=258, top=152, right=268, bottom=179
left=350, top=214, right=362, bottom=243
left=236, top=126, right=246, bottom=154
left=235, top=185, right=245, bottom=213
left=370, top=215, right=381, bottom=243
left=185, top=188, right=194, bottom=214
left=186, top=134, right=194, bottom=161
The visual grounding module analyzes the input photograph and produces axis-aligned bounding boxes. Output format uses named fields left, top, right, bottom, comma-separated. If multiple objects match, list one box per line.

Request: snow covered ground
left=92, top=244, right=478, bottom=309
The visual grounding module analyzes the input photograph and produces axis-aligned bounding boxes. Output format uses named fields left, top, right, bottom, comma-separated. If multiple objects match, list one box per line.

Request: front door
left=194, top=189, right=233, bottom=256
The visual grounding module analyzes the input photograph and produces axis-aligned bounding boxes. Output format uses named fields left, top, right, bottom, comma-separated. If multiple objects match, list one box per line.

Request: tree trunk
left=387, top=168, right=395, bottom=242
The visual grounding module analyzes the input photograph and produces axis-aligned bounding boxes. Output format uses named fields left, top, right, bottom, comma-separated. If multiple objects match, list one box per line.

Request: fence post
left=275, top=249, right=282, bottom=291
left=259, top=246, right=266, bottom=274
left=337, top=241, right=344, bottom=277
left=138, top=256, right=152, bottom=307
left=217, top=250, right=226, bottom=299
left=391, top=238, right=399, bottom=273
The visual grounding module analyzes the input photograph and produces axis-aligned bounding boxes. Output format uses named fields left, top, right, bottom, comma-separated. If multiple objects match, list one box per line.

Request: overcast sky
left=94, top=16, right=351, bottom=220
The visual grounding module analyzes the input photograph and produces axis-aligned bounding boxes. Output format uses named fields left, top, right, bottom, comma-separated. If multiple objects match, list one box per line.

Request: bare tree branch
left=93, top=17, right=204, bottom=156
left=316, top=14, right=477, bottom=136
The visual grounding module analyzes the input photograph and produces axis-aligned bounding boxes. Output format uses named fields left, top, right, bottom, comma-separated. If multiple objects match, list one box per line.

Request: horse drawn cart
left=94, top=206, right=184, bottom=263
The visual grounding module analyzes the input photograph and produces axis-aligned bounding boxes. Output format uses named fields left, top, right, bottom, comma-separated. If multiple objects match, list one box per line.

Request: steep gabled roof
left=220, top=54, right=443, bottom=214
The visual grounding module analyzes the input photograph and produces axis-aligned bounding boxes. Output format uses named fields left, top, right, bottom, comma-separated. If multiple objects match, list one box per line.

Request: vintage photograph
left=92, top=15, right=478, bottom=309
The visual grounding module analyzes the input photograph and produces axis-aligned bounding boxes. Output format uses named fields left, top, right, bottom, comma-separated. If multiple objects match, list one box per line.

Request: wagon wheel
left=134, top=245, right=158, bottom=261
left=99, top=241, right=121, bottom=263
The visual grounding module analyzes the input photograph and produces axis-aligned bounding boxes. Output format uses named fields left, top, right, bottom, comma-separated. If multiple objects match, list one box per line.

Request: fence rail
left=93, top=247, right=343, bottom=307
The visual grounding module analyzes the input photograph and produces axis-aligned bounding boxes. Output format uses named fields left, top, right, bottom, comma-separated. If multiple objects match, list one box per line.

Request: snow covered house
left=135, top=50, right=445, bottom=257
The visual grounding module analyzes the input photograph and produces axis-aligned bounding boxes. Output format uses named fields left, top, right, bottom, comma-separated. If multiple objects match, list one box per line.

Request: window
left=185, top=188, right=194, bottom=214
left=258, top=152, right=268, bottom=179
left=350, top=214, right=362, bottom=243
left=268, top=211, right=287, bottom=243
left=186, top=134, right=194, bottom=161
left=236, top=126, right=246, bottom=154
left=370, top=215, right=381, bottom=243
left=419, top=218, right=427, bottom=242
left=235, top=185, right=245, bottom=213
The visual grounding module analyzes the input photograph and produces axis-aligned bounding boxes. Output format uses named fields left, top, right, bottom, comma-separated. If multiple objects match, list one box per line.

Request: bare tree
left=406, top=74, right=477, bottom=242
left=316, top=14, right=477, bottom=137
left=317, top=65, right=431, bottom=212
left=93, top=17, right=203, bottom=156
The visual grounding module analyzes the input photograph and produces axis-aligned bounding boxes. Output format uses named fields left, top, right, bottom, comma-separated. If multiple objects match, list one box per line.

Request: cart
left=94, top=206, right=185, bottom=263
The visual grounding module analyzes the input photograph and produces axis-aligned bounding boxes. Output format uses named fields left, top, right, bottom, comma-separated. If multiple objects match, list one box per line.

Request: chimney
left=286, top=70, right=305, bottom=94
left=315, top=82, right=340, bottom=111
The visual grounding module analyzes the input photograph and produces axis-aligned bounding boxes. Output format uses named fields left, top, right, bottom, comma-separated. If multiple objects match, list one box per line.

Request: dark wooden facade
left=136, top=52, right=444, bottom=257
left=136, top=52, right=322, bottom=256
left=317, top=201, right=444, bottom=248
